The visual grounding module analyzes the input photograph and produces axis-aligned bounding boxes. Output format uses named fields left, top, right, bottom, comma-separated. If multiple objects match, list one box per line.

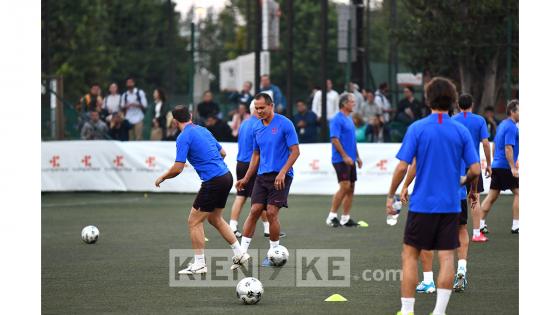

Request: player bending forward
left=155, top=105, right=248, bottom=274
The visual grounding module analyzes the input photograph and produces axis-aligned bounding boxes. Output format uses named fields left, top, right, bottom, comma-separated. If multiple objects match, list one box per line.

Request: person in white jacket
left=312, top=79, right=339, bottom=121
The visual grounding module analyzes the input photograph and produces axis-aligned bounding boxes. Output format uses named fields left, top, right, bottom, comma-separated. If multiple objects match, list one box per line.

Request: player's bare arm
left=482, top=139, right=492, bottom=177
left=220, top=147, right=226, bottom=159
left=400, top=158, right=417, bottom=205
left=274, top=144, right=300, bottom=190
left=505, top=145, right=518, bottom=178
left=387, top=160, right=409, bottom=215
left=236, top=150, right=260, bottom=191
left=155, top=162, right=185, bottom=187
left=332, top=137, right=352, bottom=166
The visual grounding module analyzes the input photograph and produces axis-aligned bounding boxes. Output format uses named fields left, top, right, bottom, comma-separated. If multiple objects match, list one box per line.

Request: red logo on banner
left=49, top=155, right=60, bottom=168
left=309, top=159, right=320, bottom=171
left=113, top=155, right=124, bottom=168
left=145, top=156, right=156, bottom=168
left=376, top=159, right=388, bottom=171
left=271, top=127, right=278, bottom=134
left=81, top=155, right=92, bottom=167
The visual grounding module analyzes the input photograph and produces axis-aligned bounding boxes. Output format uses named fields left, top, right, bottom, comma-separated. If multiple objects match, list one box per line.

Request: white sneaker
left=230, top=252, right=251, bottom=270
left=178, top=263, right=207, bottom=275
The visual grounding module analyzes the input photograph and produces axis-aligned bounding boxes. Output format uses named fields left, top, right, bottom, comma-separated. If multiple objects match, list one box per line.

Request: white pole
left=50, top=79, right=57, bottom=139
left=262, top=0, right=269, bottom=51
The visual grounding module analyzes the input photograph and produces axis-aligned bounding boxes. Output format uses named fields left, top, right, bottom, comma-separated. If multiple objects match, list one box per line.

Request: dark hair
left=339, top=93, right=353, bottom=109
left=379, top=82, right=388, bottom=90
left=254, top=92, right=274, bottom=105
left=91, top=83, right=100, bottom=88
left=296, top=99, right=306, bottom=105
left=172, top=105, right=192, bottom=123
left=484, top=106, right=494, bottom=112
left=425, top=77, right=458, bottom=111
left=458, top=93, right=473, bottom=110
left=365, top=89, right=374, bottom=94
left=506, top=99, right=519, bottom=116
left=155, top=88, right=166, bottom=103
left=126, top=77, right=135, bottom=82
left=313, top=86, right=321, bottom=90
left=404, top=86, right=415, bottom=93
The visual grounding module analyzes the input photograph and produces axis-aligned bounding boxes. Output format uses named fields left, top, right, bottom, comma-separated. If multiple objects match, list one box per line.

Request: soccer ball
left=267, top=245, right=289, bottom=267
left=81, top=225, right=99, bottom=244
left=236, top=277, right=263, bottom=305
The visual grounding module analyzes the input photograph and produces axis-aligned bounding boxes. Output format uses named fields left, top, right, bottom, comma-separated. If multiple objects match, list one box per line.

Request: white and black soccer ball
left=267, top=245, right=289, bottom=267
left=81, top=225, right=99, bottom=244
left=236, top=277, right=263, bottom=305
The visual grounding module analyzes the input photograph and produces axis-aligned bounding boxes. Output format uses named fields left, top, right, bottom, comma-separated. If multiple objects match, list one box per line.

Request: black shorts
left=251, top=172, right=293, bottom=208
left=404, top=212, right=460, bottom=251
left=490, top=168, right=519, bottom=191
left=333, top=162, right=357, bottom=183
left=193, top=171, right=233, bottom=212
left=466, top=168, right=484, bottom=194
left=458, top=200, right=468, bottom=225
left=236, top=161, right=256, bottom=198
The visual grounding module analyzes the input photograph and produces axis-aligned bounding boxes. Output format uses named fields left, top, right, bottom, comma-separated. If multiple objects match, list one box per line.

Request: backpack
left=123, top=89, right=146, bottom=113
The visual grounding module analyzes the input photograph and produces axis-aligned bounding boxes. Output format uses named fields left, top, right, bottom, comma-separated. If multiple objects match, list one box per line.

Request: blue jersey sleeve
left=479, top=117, right=489, bottom=140
left=504, top=124, right=517, bottom=146
left=462, top=128, right=479, bottom=167
left=396, top=126, right=417, bottom=164
left=329, top=116, right=341, bottom=139
left=252, top=127, right=260, bottom=152
left=175, top=136, right=189, bottom=163
left=284, top=119, right=299, bottom=147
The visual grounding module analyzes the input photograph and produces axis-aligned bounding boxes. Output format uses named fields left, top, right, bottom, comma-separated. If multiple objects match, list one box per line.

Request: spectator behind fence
left=81, top=111, right=109, bottom=140
left=484, top=106, right=501, bottom=141
left=120, top=77, right=147, bottom=140
left=312, top=79, right=339, bottom=121
left=375, top=82, right=393, bottom=123
left=228, top=81, right=253, bottom=106
left=259, top=74, right=286, bottom=112
left=77, top=83, right=103, bottom=113
left=344, top=82, right=364, bottom=115
left=293, top=99, right=319, bottom=143
left=150, top=88, right=168, bottom=141
left=206, top=116, right=234, bottom=142
left=102, top=83, right=121, bottom=122
left=396, top=86, right=423, bottom=125
left=366, top=115, right=389, bottom=143
left=352, top=113, right=368, bottom=143
left=109, top=111, right=131, bottom=141
left=231, top=103, right=251, bottom=138
left=196, top=91, right=221, bottom=124
left=360, top=89, right=383, bottom=122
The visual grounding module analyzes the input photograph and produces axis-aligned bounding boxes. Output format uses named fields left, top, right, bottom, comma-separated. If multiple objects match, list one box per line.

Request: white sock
left=194, top=254, right=205, bottom=265
left=340, top=214, right=350, bottom=225
left=473, top=228, right=480, bottom=237
left=458, top=259, right=467, bottom=272
left=480, top=219, right=486, bottom=227
left=400, top=297, right=415, bottom=314
left=229, top=220, right=238, bottom=231
left=263, top=221, right=270, bottom=234
left=432, top=288, right=452, bottom=315
left=230, top=240, right=243, bottom=257
left=327, top=212, right=338, bottom=221
left=423, top=271, right=434, bottom=284
left=241, top=236, right=252, bottom=252
left=270, top=240, right=279, bottom=248
left=512, top=219, right=519, bottom=230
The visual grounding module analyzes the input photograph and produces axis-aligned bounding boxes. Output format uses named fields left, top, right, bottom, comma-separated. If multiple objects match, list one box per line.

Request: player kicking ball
left=234, top=93, right=300, bottom=270
left=480, top=100, right=519, bottom=234
left=229, top=101, right=286, bottom=239
left=325, top=94, right=363, bottom=227
left=387, top=77, right=480, bottom=315
left=155, top=105, right=248, bottom=275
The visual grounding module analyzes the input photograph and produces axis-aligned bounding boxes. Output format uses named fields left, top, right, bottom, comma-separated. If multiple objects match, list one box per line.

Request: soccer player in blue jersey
left=234, top=93, right=300, bottom=269
left=387, top=77, right=480, bottom=315
left=155, top=105, right=248, bottom=274
left=481, top=100, right=519, bottom=233
left=326, top=94, right=363, bottom=227
left=452, top=94, right=492, bottom=242
left=228, top=101, right=286, bottom=238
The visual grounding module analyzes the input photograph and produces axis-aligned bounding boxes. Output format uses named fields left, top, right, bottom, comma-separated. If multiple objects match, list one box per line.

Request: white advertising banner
left=42, top=141, right=492, bottom=195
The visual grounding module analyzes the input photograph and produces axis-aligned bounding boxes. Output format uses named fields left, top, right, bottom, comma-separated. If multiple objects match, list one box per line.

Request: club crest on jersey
left=271, top=127, right=278, bottom=134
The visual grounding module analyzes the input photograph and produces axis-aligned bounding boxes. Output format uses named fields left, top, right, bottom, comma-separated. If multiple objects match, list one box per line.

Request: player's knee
left=339, top=181, right=351, bottom=193
left=207, top=215, right=220, bottom=227
left=265, top=209, right=279, bottom=222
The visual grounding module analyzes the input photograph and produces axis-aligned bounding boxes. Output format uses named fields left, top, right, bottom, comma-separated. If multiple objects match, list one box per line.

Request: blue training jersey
left=492, top=118, right=519, bottom=169
left=252, top=114, right=299, bottom=177
left=330, top=111, right=357, bottom=163
left=175, top=124, right=229, bottom=182
left=396, top=113, right=479, bottom=214
left=237, top=115, right=259, bottom=163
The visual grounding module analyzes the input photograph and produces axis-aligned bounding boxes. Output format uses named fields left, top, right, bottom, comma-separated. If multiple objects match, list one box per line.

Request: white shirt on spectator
left=374, top=90, right=391, bottom=122
left=120, top=88, right=147, bottom=124
left=103, top=94, right=121, bottom=114
left=155, top=101, right=163, bottom=118
left=312, top=89, right=339, bottom=120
